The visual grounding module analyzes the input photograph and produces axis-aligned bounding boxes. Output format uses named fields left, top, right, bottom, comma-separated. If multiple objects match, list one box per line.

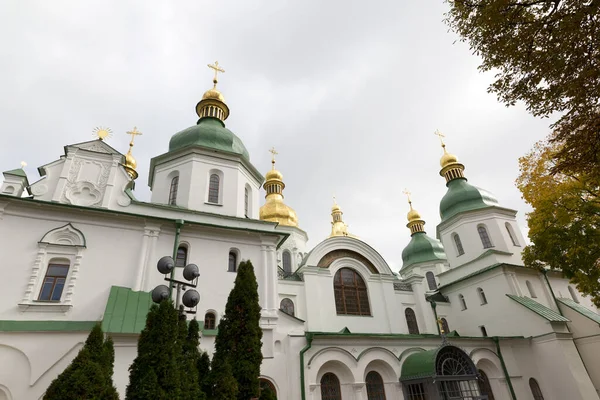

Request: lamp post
left=151, top=255, right=200, bottom=313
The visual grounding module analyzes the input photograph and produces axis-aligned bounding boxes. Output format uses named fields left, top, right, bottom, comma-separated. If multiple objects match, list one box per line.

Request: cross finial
left=207, top=61, right=225, bottom=87
left=126, top=127, right=143, bottom=146
left=268, top=147, right=278, bottom=168
left=402, top=188, right=412, bottom=207
left=434, top=129, right=446, bottom=148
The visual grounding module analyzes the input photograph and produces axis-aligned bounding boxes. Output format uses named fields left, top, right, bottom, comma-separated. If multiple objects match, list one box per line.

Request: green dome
left=440, top=178, right=499, bottom=221
left=401, top=232, right=446, bottom=271
left=168, top=117, right=250, bottom=160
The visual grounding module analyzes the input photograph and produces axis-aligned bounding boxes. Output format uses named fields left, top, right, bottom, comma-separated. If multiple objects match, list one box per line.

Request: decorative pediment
left=39, top=223, right=86, bottom=247
left=68, top=140, right=122, bottom=156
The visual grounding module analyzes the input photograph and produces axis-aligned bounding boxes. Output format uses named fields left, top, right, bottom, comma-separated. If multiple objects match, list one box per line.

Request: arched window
left=477, top=225, right=493, bottom=249
left=568, top=286, right=579, bottom=303
left=175, top=245, right=188, bottom=268
left=441, top=317, right=450, bottom=334
left=426, top=271, right=437, bottom=290
left=333, top=268, right=371, bottom=316
left=259, top=379, right=277, bottom=399
left=526, top=280, right=537, bottom=298
left=453, top=233, right=465, bottom=256
left=366, top=371, right=386, bottom=400
left=459, top=294, right=467, bottom=310
left=169, top=176, right=179, bottom=205
left=208, top=174, right=220, bottom=204
left=280, top=298, right=295, bottom=316
left=477, top=287, right=488, bottom=305
left=38, top=261, right=70, bottom=301
left=228, top=251, right=237, bottom=272
left=478, top=370, right=495, bottom=400
left=204, top=312, right=216, bottom=330
left=529, top=378, right=545, bottom=400
left=244, top=186, right=250, bottom=217
left=320, top=373, right=341, bottom=400
left=405, top=307, right=420, bottom=334
left=505, top=222, right=520, bottom=246
left=282, top=251, right=292, bottom=274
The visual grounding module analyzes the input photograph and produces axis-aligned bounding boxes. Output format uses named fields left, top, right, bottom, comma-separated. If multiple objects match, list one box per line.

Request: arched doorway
left=401, top=345, right=484, bottom=399
left=259, top=378, right=277, bottom=399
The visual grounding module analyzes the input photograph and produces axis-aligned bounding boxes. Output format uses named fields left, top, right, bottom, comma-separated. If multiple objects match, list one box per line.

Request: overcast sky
left=0, top=1, right=553, bottom=271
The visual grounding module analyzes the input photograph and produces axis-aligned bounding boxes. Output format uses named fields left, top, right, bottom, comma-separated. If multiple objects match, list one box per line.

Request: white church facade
left=0, top=68, right=600, bottom=400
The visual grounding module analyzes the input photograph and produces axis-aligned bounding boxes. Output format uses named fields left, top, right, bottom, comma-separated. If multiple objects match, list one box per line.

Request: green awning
left=401, top=349, right=438, bottom=380
left=101, top=286, right=153, bottom=334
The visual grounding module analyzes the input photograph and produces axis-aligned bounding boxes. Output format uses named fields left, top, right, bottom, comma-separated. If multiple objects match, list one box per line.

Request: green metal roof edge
left=201, top=328, right=219, bottom=336
left=0, top=320, right=98, bottom=332
left=305, top=331, right=523, bottom=340
left=3, top=168, right=28, bottom=178
left=278, top=309, right=306, bottom=323
left=557, top=298, right=600, bottom=324
left=439, top=249, right=513, bottom=273
left=148, top=144, right=265, bottom=188
left=436, top=263, right=505, bottom=291
left=0, top=194, right=290, bottom=249
left=102, top=286, right=153, bottom=334
left=506, top=294, right=570, bottom=322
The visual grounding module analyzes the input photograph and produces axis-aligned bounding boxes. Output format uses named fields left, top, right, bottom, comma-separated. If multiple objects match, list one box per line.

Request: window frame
left=529, top=378, right=545, bottom=400
left=505, top=222, right=520, bottom=246
left=38, top=262, right=70, bottom=302
left=478, top=370, right=496, bottom=400
left=204, top=312, right=216, bottom=330
left=280, top=298, right=295, bottom=316
left=282, top=250, right=292, bottom=275
left=320, top=372, right=342, bottom=400
left=453, top=233, right=465, bottom=256
left=526, top=280, right=537, bottom=298
left=405, top=307, right=420, bottom=334
left=175, top=245, right=188, bottom=268
left=366, top=370, right=387, bottom=400
left=458, top=294, right=467, bottom=311
left=208, top=173, right=220, bottom=204
left=477, top=225, right=493, bottom=249
left=477, top=287, right=488, bottom=305
left=244, top=185, right=250, bottom=217
left=333, top=268, right=371, bottom=316
left=425, top=271, right=437, bottom=291
left=440, top=317, right=450, bottom=334
left=228, top=250, right=239, bottom=273
left=169, top=175, right=179, bottom=206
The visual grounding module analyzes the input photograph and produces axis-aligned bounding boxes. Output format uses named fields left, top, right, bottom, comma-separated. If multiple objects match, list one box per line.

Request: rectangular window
left=38, top=263, right=69, bottom=301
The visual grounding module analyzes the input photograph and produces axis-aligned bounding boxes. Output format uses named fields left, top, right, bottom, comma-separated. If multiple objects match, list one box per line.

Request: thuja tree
left=180, top=317, right=205, bottom=400
left=126, top=300, right=181, bottom=399
left=44, top=324, right=118, bottom=400
left=212, top=260, right=263, bottom=400
left=198, top=351, right=211, bottom=397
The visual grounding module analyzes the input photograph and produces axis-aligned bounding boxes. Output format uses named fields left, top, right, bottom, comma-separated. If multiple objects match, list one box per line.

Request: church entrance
left=400, top=345, right=487, bottom=400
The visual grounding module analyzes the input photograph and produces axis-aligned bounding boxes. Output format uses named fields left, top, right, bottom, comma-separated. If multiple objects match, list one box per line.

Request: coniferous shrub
left=44, top=324, right=118, bottom=400
left=197, top=351, right=211, bottom=397
left=126, top=300, right=181, bottom=400
left=180, top=317, right=204, bottom=400
left=211, top=260, right=263, bottom=400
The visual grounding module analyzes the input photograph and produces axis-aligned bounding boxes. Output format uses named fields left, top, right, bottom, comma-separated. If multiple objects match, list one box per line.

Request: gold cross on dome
left=207, top=61, right=225, bottom=83
left=434, top=129, right=446, bottom=146
left=269, top=147, right=278, bottom=166
left=402, top=189, right=412, bottom=205
left=126, top=126, right=143, bottom=145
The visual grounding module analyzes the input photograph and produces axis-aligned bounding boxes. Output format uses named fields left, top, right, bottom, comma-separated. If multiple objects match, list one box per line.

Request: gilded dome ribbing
left=259, top=150, right=299, bottom=227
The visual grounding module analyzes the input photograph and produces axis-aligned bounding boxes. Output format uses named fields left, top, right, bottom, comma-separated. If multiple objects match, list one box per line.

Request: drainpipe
left=169, top=219, right=184, bottom=299
left=430, top=300, right=441, bottom=335
left=299, top=333, right=314, bottom=400
left=493, top=337, right=517, bottom=400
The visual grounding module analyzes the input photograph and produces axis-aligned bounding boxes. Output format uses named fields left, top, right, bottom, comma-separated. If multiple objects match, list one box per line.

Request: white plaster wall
left=150, top=151, right=262, bottom=218
left=437, top=209, right=524, bottom=270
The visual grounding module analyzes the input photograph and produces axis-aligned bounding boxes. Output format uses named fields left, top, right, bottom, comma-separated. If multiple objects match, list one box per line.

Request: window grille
left=208, top=174, right=220, bottom=203
left=366, top=371, right=386, bottom=400
left=169, top=176, right=179, bottom=205
left=320, top=373, right=341, bottom=400
left=477, top=225, right=493, bottom=249
left=333, top=268, right=371, bottom=316
left=405, top=308, right=420, bottom=334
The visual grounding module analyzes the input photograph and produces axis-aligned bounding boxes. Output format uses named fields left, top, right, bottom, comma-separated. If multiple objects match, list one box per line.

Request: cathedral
left=1, top=64, right=599, bottom=400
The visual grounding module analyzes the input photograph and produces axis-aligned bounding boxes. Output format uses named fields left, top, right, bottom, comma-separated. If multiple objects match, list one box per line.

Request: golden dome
left=260, top=200, right=299, bottom=227
left=407, top=207, right=421, bottom=222
left=440, top=146, right=458, bottom=168
left=265, top=168, right=283, bottom=181
left=124, top=152, right=137, bottom=170
left=202, top=87, right=225, bottom=102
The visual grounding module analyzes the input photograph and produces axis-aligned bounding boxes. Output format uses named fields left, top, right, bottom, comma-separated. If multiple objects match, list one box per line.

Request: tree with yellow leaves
left=517, top=138, right=600, bottom=305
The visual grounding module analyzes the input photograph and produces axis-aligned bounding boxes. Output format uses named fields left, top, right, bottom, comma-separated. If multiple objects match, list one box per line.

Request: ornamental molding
left=61, top=158, right=111, bottom=207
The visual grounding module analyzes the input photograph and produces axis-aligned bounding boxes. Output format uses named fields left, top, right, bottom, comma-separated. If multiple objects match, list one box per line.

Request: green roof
left=401, top=348, right=437, bottom=380
left=168, top=117, right=250, bottom=161
left=401, top=232, right=446, bottom=271
left=101, top=286, right=153, bottom=334
left=440, top=178, right=499, bottom=221
left=557, top=298, right=600, bottom=324
left=507, top=294, right=570, bottom=322
left=3, top=168, right=28, bottom=178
